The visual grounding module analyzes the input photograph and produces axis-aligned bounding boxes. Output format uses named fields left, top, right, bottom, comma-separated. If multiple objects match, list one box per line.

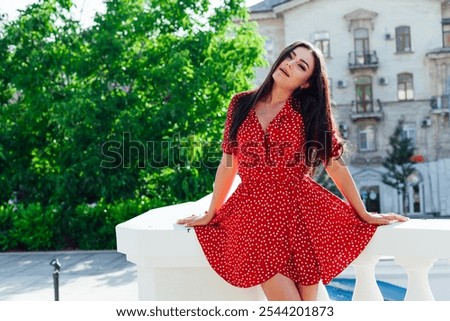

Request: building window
left=405, top=171, right=423, bottom=214
left=355, top=76, right=373, bottom=113
left=442, top=19, right=450, bottom=48
left=396, top=26, right=412, bottom=52
left=358, top=125, right=376, bottom=151
left=401, top=123, right=416, bottom=147
left=360, top=186, right=381, bottom=213
left=313, top=31, right=330, bottom=57
left=397, top=73, right=414, bottom=101
left=353, top=28, right=370, bottom=65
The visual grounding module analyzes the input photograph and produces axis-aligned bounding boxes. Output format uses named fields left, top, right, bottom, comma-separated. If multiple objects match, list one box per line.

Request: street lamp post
left=49, top=258, right=61, bottom=301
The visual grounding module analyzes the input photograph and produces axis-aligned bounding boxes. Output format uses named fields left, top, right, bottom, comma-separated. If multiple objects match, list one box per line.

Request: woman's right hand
left=176, top=153, right=235, bottom=228
left=176, top=212, right=214, bottom=227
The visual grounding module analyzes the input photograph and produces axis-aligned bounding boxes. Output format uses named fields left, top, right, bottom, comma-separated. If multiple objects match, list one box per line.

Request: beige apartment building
left=248, top=0, right=450, bottom=216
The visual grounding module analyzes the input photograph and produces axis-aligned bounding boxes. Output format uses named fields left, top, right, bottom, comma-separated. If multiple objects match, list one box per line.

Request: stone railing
left=116, top=177, right=450, bottom=301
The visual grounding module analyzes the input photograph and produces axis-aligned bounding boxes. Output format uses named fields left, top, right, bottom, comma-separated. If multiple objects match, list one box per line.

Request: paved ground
left=1, top=251, right=449, bottom=301
left=0, top=250, right=138, bottom=301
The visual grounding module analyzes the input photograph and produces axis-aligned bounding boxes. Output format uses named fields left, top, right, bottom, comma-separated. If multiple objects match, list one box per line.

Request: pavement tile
left=0, top=250, right=138, bottom=301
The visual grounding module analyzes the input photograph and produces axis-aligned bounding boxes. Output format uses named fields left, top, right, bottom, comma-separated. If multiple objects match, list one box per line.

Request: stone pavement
left=0, top=250, right=138, bottom=301
left=2, top=250, right=449, bottom=302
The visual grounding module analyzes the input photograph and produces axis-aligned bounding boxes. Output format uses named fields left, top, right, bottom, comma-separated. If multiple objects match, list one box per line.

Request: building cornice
left=273, top=0, right=312, bottom=14
left=249, top=11, right=278, bottom=20
left=343, top=8, right=378, bottom=31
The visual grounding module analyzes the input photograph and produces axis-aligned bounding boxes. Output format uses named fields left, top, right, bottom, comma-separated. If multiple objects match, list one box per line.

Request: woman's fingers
left=185, top=215, right=210, bottom=227
left=368, top=213, right=409, bottom=225
left=364, top=212, right=409, bottom=225
left=176, top=214, right=197, bottom=224
left=381, top=213, right=409, bottom=222
left=176, top=214, right=212, bottom=227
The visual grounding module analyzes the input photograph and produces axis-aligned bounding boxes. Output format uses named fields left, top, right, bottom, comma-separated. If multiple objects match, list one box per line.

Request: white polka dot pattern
left=195, top=92, right=377, bottom=288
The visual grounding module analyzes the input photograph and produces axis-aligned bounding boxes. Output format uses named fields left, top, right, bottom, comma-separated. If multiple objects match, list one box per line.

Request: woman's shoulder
left=225, top=90, right=255, bottom=111
left=231, top=89, right=255, bottom=101
left=227, top=90, right=255, bottom=111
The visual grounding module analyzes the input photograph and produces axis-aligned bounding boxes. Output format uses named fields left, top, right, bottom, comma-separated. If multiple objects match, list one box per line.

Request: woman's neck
left=264, top=84, right=292, bottom=105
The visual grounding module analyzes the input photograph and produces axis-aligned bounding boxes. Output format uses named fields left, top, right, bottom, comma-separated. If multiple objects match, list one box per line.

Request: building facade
left=249, top=0, right=450, bottom=216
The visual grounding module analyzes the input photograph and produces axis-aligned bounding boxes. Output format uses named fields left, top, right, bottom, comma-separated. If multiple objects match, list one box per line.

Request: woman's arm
left=177, top=152, right=238, bottom=226
left=325, top=157, right=408, bottom=225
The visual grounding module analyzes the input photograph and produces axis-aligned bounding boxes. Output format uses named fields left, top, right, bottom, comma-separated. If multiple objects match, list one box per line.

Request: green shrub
left=69, top=197, right=166, bottom=250
left=8, top=203, right=58, bottom=251
left=0, top=197, right=166, bottom=251
left=0, top=203, right=16, bottom=251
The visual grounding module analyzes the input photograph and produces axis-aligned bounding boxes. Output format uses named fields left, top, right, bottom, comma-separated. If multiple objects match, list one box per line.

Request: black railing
left=348, top=51, right=379, bottom=69
left=356, top=99, right=374, bottom=113
left=351, top=98, right=384, bottom=121
left=430, top=95, right=450, bottom=110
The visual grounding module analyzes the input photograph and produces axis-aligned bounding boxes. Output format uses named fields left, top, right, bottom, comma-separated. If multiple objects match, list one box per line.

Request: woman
left=177, top=40, right=407, bottom=301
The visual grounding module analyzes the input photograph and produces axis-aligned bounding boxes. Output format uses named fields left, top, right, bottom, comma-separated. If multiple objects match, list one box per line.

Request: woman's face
left=272, top=46, right=316, bottom=91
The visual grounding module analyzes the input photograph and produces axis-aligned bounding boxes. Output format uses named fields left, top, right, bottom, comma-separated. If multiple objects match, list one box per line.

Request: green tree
left=0, top=0, right=266, bottom=249
left=382, top=123, right=416, bottom=214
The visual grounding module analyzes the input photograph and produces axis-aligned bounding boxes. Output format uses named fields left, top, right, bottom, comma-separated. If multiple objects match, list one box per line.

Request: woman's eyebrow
left=291, top=50, right=310, bottom=69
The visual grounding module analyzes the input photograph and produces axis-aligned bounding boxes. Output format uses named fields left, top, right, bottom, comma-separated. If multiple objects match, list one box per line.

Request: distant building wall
left=249, top=0, right=450, bottom=216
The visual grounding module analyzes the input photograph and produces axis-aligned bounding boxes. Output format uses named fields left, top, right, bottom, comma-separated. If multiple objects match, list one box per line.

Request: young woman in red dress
left=177, top=40, right=407, bottom=301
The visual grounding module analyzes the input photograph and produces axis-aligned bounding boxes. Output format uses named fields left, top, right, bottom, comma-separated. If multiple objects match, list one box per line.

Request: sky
left=1, top=0, right=263, bottom=28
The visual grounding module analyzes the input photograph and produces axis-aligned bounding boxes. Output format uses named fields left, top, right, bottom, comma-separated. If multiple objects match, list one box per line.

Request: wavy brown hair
left=228, top=40, right=342, bottom=175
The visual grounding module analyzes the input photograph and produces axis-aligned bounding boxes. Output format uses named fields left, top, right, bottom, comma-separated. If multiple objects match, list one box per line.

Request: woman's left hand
left=176, top=212, right=214, bottom=227
left=360, top=212, right=409, bottom=225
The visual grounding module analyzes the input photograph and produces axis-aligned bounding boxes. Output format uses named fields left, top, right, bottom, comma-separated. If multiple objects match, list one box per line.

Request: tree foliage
left=0, top=0, right=266, bottom=249
left=382, top=123, right=416, bottom=213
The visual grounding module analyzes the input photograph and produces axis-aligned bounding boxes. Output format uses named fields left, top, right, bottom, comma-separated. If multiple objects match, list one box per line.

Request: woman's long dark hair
left=229, top=40, right=342, bottom=175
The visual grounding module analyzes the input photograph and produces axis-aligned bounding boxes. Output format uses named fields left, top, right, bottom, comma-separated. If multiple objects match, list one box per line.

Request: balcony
left=348, top=51, right=379, bottom=71
left=430, top=95, right=450, bottom=113
left=350, top=98, right=384, bottom=121
left=116, top=176, right=450, bottom=301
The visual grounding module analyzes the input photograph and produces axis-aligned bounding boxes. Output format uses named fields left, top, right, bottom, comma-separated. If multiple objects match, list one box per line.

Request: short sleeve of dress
left=330, top=129, right=344, bottom=159
left=221, top=95, right=238, bottom=155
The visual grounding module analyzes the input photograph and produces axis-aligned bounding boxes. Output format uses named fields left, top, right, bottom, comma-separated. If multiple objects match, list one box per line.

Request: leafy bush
left=0, top=0, right=265, bottom=251
left=69, top=197, right=165, bottom=250
left=0, top=203, right=58, bottom=251
left=0, top=204, right=16, bottom=251
left=0, top=197, right=166, bottom=251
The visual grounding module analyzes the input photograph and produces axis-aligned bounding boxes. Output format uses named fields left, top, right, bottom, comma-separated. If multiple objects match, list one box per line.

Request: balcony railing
left=348, top=51, right=379, bottom=71
left=351, top=98, right=384, bottom=121
left=431, top=95, right=450, bottom=113
left=116, top=176, right=450, bottom=301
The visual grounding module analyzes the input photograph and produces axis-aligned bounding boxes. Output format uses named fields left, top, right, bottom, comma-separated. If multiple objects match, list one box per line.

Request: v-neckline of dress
left=254, top=98, right=290, bottom=135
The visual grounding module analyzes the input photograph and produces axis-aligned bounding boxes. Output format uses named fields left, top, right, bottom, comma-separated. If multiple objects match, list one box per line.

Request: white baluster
left=395, top=256, right=437, bottom=301
left=137, top=265, right=156, bottom=300
left=316, top=280, right=330, bottom=301
left=351, top=254, right=383, bottom=301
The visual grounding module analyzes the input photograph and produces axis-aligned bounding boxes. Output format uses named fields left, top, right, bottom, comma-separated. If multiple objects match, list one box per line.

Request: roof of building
left=249, top=0, right=291, bottom=13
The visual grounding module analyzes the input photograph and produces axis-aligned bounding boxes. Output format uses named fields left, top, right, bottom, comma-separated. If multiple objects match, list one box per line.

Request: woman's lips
left=279, top=67, right=290, bottom=77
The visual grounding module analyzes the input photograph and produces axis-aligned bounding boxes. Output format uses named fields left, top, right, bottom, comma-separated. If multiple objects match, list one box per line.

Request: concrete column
left=395, top=256, right=437, bottom=301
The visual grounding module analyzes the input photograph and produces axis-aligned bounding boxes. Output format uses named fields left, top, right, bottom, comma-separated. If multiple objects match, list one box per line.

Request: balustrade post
left=395, top=256, right=437, bottom=301
left=351, top=254, right=383, bottom=301
left=137, top=265, right=157, bottom=300
left=317, top=281, right=330, bottom=301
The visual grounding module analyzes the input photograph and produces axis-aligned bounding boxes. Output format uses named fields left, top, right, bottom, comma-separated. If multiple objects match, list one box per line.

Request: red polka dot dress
left=194, top=92, right=377, bottom=288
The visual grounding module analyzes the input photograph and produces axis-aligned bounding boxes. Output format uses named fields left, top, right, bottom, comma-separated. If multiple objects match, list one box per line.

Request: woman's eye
left=298, top=64, right=306, bottom=71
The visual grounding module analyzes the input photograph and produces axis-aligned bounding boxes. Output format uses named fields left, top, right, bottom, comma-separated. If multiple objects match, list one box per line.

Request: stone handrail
left=116, top=177, right=450, bottom=301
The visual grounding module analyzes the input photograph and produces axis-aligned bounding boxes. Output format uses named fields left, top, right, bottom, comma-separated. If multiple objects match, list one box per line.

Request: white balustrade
left=353, top=218, right=450, bottom=301
left=351, top=254, right=383, bottom=301
left=116, top=177, right=450, bottom=301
